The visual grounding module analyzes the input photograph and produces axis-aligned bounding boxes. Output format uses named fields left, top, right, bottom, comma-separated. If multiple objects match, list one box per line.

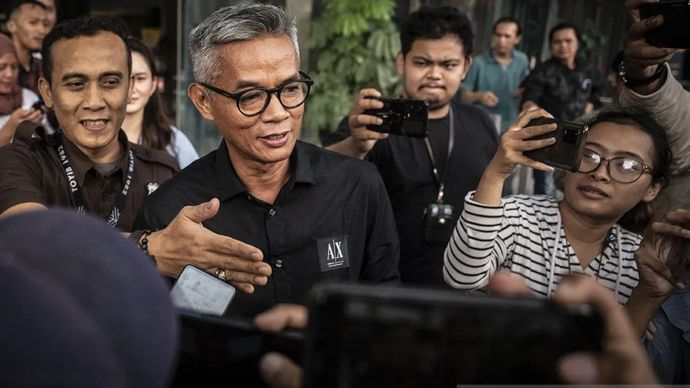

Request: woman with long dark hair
left=122, top=37, right=198, bottom=168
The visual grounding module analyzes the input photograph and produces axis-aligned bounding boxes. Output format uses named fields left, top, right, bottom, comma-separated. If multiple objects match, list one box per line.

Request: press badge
left=316, top=235, right=350, bottom=272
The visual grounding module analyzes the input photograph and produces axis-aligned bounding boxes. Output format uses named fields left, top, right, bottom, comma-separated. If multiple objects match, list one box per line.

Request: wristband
left=130, top=229, right=156, bottom=264
left=619, top=61, right=667, bottom=87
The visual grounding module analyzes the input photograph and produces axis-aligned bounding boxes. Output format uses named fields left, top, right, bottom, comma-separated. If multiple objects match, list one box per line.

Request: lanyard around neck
left=423, top=106, right=455, bottom=204
left=54, top=132, right=135, bottom=228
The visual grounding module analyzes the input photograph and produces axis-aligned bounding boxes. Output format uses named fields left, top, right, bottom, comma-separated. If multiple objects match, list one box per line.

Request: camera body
left=639, top=0, right=690, bottom=49
left=423, top=203, right=456, bottom=242
left=364, top=97, right=429, bottom=138
left=523, top=117, right=589, bottom=172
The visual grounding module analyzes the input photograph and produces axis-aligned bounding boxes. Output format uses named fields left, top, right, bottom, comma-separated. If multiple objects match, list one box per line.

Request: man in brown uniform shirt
left=0, top=16, right=177, bottom=232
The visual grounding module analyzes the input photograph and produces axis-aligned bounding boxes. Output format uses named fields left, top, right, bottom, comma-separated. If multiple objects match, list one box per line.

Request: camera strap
left=54, top=132, right=135, bottom=228
left=424, top=106, right=454, bottom=204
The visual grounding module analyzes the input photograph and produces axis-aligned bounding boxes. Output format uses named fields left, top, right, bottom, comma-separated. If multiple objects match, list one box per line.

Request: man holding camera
left=326, top=6, right=498, bottom=287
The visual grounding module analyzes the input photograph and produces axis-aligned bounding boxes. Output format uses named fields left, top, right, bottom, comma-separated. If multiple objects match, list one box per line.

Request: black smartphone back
left=303, top=284, right=603, bottom=386
left=523, top=117, right=589, bottom=172
left=363, top=97, right=429, bottom=138
left=639, top=0, right=690, bottom=49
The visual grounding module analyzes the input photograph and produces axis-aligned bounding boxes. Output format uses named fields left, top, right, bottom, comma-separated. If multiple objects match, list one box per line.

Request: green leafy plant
left=304, top=0, right=401, bottom=142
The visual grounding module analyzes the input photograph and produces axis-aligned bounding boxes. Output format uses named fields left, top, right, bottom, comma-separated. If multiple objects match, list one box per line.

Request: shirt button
left=101, top=193, right=110, bottom=201
left=275, top=259, right=283, bottom=268
left=269, top=208, right=276, bottom=216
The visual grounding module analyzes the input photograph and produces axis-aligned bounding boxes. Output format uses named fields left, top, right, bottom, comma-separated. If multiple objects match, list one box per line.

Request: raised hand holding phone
left=472, top=108, right=556, bottom=206
left=363, top=96, right=429, bottom=138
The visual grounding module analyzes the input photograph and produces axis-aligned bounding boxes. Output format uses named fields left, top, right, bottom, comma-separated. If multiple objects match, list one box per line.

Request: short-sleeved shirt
left=521, top=57, right=603, bottom=121
left=133, top=140, right=401, bottom=318
left=461, top=49, right=529, bottom=132
left=360, top=100, right=498, bottom=286
left=0, top=123, right=178, bottom=232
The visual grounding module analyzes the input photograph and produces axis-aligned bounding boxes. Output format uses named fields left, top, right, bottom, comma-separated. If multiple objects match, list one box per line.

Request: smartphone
left=31, top=99, right=44, bottom=111
left=363, top=97, right=429, bottom=138
left=179, top=309, right=304, bottom=361
left=523, top=117, right=589, bottom=172
left=303, top=284, right=603, bottom=386
left=175, top=309, right=305, bottom=386
left=639, top=0, right=690, bottom=49
left=170, top=265, right=236, bottom=316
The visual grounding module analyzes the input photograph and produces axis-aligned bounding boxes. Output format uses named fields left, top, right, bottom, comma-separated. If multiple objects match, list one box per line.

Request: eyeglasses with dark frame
left=199, top=71, right=314, bottom=117
left=577, top=148, right=654, bottom=183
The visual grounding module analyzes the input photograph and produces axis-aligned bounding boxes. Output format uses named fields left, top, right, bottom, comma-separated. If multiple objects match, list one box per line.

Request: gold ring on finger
left=215, top=268, right=228, bottom=281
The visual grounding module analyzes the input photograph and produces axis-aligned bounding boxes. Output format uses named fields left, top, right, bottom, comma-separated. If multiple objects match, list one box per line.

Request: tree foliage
left=304, top=0, right=401, bottom=139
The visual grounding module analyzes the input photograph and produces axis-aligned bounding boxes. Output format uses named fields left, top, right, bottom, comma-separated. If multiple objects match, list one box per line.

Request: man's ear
left=395, top=51, right=404, bottom=76
left=6, top=20, right=17, bottom=35
left=642, top=182, right=662, bottom=203
left=38, top=77, right=53, bottom=109
left=461, top=56, right=473, bottom=81
left=188, top=83, right=215, bottom=121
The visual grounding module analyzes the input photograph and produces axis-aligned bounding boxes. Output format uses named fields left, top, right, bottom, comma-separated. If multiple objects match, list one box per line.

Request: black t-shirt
left=134, top=140, right=400, bottom=318
left=330, top=100, right=498, bottom=286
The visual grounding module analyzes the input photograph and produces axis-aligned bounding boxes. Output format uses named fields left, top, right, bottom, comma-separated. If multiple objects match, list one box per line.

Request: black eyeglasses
left=578, top=149, right=654, bottom=183
left=199, top=71, right=313, bottom=117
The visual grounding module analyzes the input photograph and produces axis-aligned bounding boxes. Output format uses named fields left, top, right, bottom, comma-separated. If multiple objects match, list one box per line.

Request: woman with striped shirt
left=443, top=109, right=672, bottom=304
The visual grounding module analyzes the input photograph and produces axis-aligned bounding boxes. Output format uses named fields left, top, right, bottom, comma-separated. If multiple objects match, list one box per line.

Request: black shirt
left=329, top=100, right=498, bottom=286
left=0, top=122, right=178, bottom=232
left=521, top=57, right=603, bottom=121
left=133, top=140, right=400, bottom=318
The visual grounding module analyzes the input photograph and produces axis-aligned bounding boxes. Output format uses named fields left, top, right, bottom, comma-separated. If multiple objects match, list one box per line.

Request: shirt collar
left=57, top=130, right=131, bottom=185
left=548, top=56, right=582, bottom=71
left=214, top=140, right=318, bottom=201
left=488, top=49, right=515, bottom=64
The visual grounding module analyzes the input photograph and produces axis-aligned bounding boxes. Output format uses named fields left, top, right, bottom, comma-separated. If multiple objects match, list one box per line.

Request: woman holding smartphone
left=0, top=34, right=43, bottom=146
left=122, top=37, right=198, bottom=168
left=443, top=108, right=672, bottom=304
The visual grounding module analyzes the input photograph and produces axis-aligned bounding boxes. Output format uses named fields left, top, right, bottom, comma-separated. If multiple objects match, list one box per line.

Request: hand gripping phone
left=639, top=0, right=690, bottom=49
left=363, top=97, right=429, bottom=138
left=523, top=117, right=589, bottom=172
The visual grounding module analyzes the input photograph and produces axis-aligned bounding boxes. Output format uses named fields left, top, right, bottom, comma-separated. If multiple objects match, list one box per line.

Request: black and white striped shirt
left=443, top=192, right=640, bottom=304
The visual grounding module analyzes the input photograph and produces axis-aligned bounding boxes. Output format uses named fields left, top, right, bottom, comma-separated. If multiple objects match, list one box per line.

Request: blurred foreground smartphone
left=303, top=284, right=603, bottom=386
left=523, top=117, right=589, bottom=171
left=639, top=0, right=690, bottom=49
left=363, top=97, right=429, bottom=138
left=170, top=265, right=236, bottom=316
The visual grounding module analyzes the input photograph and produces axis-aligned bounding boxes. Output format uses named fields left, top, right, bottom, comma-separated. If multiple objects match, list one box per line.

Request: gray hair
left=189, top=4, right=299, bottom=83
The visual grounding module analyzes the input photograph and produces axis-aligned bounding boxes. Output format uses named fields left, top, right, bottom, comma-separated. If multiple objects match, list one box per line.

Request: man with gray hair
left=132, top=3, right=400, bottom=318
